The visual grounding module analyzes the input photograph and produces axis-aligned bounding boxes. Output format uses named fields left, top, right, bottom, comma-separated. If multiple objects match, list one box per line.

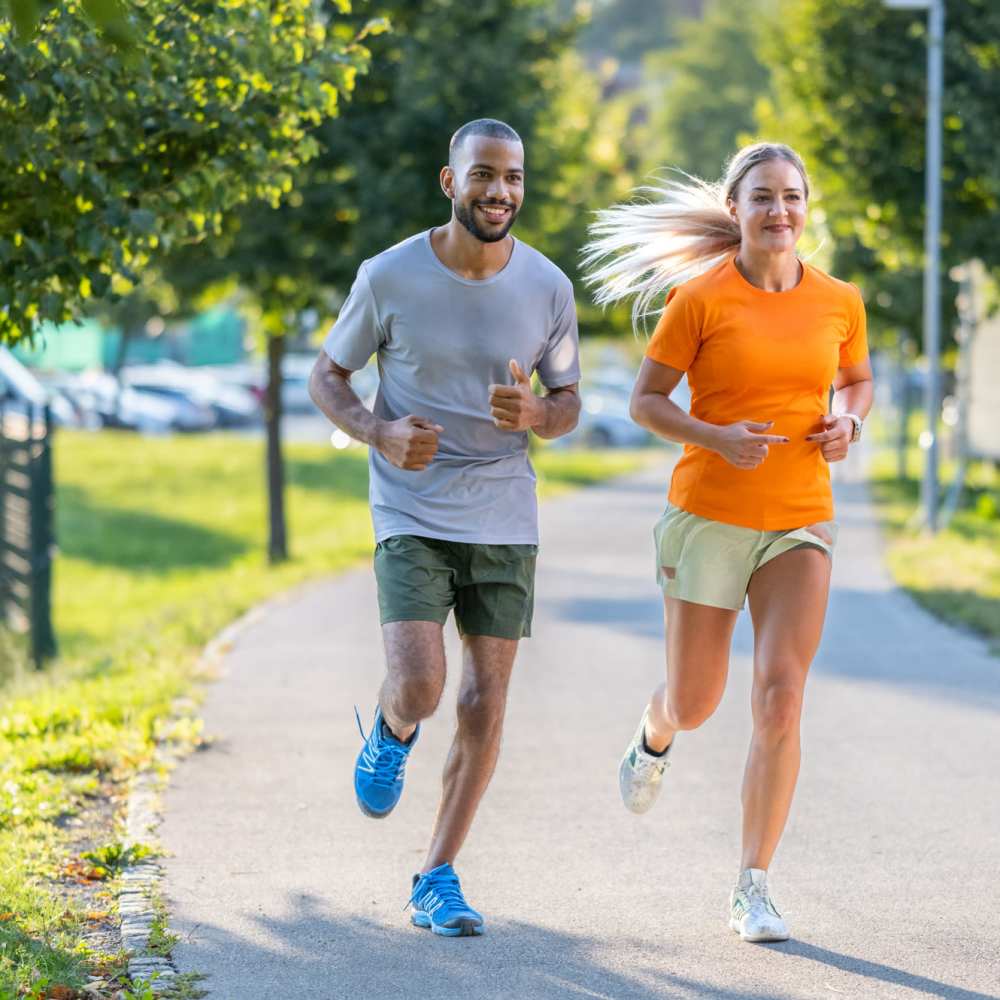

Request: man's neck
left=430, top=220, right=513, bottom=281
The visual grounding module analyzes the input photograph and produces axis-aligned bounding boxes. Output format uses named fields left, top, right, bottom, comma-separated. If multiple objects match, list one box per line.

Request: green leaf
left=8, top=0, right=41, bottom=41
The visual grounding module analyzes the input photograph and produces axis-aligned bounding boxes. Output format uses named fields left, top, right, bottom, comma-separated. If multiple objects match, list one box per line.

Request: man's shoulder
left=514, top=239, right=574, bottom=297
left=361, top=231, right=429, bottom=285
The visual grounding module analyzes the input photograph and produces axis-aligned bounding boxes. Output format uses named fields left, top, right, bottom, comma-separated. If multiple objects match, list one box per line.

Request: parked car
left=565, top=389, right=651, bottom=449
left=281, top=353, right=320, bottom=413
left=0, top=347, right=79, bottom=426
left=54, top=372, right=181, bottom=434
left=122, top=364, right=258, bottom=429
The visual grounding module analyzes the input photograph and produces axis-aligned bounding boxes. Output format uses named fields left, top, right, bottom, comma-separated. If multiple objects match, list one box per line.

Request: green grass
left=868, top=418, right=1000, bottom=650
left=0, top=431, right=655, bottom=996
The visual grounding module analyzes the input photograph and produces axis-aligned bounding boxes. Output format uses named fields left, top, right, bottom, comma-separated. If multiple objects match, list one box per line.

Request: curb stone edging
left=115, top=599, right=280, bottom=996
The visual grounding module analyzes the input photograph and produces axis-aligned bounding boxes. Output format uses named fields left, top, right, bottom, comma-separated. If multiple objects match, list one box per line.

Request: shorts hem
left=378, top=612, right=450, bottom=627
left=457, top=623, right=531, bottom=640
left=659, top=582, right=744, bottom=612
left=756, top=539, right=832, bottom=570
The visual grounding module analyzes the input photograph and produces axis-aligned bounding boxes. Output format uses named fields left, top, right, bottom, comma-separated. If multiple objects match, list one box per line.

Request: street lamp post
left=884, top=0, right=945, bottom=532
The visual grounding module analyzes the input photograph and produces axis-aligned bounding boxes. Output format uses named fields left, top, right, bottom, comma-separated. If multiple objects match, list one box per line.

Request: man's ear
left=440, top=165, right=455, bottom=200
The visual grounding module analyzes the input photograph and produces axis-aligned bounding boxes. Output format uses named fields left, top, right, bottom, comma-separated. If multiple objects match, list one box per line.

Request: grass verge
left=1, top=431, right=658, bottom=997
left=868, top=423, right=999, bottom=652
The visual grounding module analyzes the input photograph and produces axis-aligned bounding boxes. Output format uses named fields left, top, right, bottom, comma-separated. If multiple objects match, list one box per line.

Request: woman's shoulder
left=669, top=255, right=733, bottom=304
left=803, top=261, right=864, bottom=305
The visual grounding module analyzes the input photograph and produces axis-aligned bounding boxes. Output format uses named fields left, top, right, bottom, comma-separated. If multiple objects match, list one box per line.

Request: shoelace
left=409, top=870, right=468, bottom=914
left=743, top=883, right=781, bottom=919
left=633, top=751, right=668, bottom=777
left=354, top=706, right=409, bottom=789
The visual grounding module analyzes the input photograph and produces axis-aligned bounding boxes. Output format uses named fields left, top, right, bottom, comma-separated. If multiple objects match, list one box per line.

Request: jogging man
left=309, top=118, right=581, bottom=937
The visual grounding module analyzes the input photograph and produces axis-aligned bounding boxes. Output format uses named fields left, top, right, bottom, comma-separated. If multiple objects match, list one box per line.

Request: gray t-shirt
left=323, top=230, right=581, bottom=545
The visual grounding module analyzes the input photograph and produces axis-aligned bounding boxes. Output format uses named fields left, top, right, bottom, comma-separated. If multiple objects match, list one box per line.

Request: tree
left=2, top=0, right=132, bottom=46
left=574, top=0, right=700, bottom=67
left=761, top=0, right=1000, bottom=347
left=640, top=0, right=773, bottom=182
left=0, top=0, right=374, bottom=346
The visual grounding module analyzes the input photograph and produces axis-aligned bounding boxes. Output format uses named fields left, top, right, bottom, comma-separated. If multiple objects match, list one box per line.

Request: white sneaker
left=618, top=708, right=673, bottom=814
left=729, top=868, right=790, bottom=942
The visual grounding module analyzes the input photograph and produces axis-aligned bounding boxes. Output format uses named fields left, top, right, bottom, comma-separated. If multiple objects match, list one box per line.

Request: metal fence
left=0, top=396, right=57, bottom=668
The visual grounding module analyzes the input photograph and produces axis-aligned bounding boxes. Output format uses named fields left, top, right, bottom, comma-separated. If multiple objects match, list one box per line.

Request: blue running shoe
left=409, top=863, right=484, bottom=937
left=353, top=706, right=418, bottom=819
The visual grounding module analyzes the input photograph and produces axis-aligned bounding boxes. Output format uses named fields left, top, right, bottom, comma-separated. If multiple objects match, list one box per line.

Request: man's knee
left=394, top=672, right=444, bottom=720
left=456, top=682, right=507, bottom=739
left=382, top=621, right=446, bottom=722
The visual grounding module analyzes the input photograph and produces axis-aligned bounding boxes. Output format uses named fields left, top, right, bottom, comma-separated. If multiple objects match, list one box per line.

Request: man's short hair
left=448, top=119, right=522, bottom=168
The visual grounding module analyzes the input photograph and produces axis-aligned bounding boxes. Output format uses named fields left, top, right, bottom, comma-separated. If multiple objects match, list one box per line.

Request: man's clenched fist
left=376, top=415, right=443, bottom=471
left=489, top=359, right=542, bottom=432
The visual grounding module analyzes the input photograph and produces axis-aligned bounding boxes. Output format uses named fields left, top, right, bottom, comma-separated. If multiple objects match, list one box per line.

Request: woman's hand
left=806, top=414, right=853, bottom=463
left=710, top=420, right=789, bottom=470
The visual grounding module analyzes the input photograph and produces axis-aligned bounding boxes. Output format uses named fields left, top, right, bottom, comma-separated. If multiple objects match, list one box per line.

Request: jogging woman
left=584, top=143, right=873, bottom=942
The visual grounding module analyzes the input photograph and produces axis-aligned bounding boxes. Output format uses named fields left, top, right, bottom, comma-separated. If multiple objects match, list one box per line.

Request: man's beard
left=454, top=198, right=519, bottom=243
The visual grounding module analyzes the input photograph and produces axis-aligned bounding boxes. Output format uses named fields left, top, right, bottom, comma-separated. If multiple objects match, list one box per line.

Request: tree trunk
left=265, top=334, right=288, bottom=564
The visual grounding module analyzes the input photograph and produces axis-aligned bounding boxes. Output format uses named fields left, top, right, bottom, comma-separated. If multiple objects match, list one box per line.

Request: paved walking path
left=161, top=451, right=1000, bottom=1000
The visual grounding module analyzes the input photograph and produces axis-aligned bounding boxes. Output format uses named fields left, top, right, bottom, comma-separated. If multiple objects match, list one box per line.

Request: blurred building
left=13, top=307, right=247, bottom=372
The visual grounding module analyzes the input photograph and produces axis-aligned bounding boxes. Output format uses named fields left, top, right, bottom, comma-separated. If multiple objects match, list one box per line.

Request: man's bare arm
left=487, top=359, right=580, bottom=440
left=308, top=353, right=442, bottom=471
left=530, top=384, right=581, bottom=439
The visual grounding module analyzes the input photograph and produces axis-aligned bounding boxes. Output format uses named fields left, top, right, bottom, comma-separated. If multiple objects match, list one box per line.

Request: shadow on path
left=770, top=940, right=1000, bottom=1000
left=174, top=897, right=997, bottom=1000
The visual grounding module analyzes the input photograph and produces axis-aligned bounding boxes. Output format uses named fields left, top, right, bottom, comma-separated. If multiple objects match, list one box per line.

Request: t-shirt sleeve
left=839, top=286, right=869, bottom=368
left=645, top=285, right=702, bottom=371
left=322, top=263, right=384, bottom=371
left=535, top=279, right=581, bottom=389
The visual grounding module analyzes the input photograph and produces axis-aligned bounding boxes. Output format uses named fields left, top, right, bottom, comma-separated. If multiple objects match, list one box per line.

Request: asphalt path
left=161, top=451, right=1000, bottom=1000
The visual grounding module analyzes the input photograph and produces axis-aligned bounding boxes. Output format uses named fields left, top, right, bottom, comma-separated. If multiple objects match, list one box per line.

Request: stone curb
left=115, top=597, right=283, bottom=995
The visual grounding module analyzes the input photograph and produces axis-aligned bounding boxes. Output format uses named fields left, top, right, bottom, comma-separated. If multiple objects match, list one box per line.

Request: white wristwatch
left=842, top=413, right=863, bottom=443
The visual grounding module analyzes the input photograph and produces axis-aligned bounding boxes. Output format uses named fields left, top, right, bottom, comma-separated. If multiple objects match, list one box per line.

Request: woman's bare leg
left=644, top=596, right=740, bottom=751
left=741, top=546, right=831, bottom=870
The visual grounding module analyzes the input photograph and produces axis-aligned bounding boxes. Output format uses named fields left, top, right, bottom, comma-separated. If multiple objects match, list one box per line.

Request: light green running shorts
left=653, top=504, right=837, bottom=611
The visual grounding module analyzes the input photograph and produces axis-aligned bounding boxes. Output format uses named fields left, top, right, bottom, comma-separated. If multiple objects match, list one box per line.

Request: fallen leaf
left=44, top=986, right=78, bottom=999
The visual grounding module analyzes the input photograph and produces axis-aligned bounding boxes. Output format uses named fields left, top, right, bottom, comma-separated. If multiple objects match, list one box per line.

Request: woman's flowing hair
left=582, top=142, right=810, bottom=331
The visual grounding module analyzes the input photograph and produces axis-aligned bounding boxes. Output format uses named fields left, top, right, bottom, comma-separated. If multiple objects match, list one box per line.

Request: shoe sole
left=729, top=916, right=789, bottom=943
left=354, top=793, right=395, bottom=819
left=411, top=913, right=483, bottom=937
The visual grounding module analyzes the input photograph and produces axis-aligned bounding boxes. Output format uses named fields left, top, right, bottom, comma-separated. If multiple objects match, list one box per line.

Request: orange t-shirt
left=646, top=255, right=868, bottom=530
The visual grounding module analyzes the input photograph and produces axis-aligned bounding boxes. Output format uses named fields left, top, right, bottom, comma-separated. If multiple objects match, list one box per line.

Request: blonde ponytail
left=583, top=143, right=810, bottom=331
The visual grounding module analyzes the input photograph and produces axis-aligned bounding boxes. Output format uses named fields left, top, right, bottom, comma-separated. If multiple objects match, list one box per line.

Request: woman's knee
left=663, top=691, right=719, bottom=731
left=752, top=678, right=803, bottom=741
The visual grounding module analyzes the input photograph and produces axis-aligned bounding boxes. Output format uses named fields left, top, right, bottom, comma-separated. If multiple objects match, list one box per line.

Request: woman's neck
left=734, top=247, right=802, bottom=292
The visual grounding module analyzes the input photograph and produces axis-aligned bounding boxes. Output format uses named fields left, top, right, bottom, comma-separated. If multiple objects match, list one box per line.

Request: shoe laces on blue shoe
left=353, top=706, right=418, bottom=819
left=409, top=863, right=484, bottom=937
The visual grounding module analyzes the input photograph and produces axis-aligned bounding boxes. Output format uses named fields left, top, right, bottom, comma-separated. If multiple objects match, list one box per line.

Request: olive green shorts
left=653, top=504, right=837, bottom=611
left=374, top=535, right=537, bottom=640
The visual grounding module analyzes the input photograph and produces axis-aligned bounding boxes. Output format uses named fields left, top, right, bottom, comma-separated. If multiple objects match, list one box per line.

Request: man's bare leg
left=378, top=620, right=448, bottom=741
left=422, top=633, right=518, bottom=872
